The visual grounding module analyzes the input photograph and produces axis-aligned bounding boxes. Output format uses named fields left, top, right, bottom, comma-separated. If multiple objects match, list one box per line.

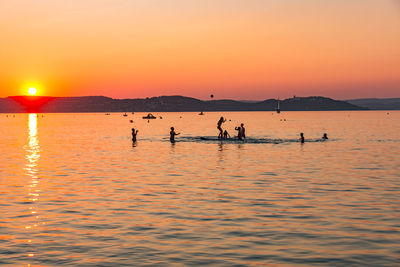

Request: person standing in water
left=132, top=128, right=139, bottom=142
left=322, top=133, right=328, bottom=140
left=240, top=123, right=246, bottom=139
left=170, top=127, right=180, bottom=143
left=299, top=133, right=305, bottom=143
left=217, top=117, right=226, bottom=139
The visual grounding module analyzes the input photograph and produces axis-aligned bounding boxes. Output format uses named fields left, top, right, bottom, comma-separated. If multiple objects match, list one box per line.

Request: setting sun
left=28, top=87, right=37, bottom=96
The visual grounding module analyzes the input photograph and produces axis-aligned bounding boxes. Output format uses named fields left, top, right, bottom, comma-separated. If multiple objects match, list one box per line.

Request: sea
left=0, top=111, right=399, bottom=266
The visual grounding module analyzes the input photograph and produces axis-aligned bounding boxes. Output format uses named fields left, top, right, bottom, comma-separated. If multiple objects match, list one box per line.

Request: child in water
left=170, top=127, right=180, bottom=143
left=299, top=132, right=305, bottom=143
left=235, top=126, right=243, bottom=140
left=223, top=130, right=230, bottom=139
left=132, top=128, right=139, bottom=142
left=322, top=133, right=328, bottom=140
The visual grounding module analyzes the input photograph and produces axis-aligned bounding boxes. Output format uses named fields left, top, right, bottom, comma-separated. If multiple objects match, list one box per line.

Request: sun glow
left=28, top=87, right=37, bottom=96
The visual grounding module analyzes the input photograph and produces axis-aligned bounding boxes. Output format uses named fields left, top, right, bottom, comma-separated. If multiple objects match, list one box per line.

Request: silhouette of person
left=217, top=117, right=226, bottom=139
left=223, top=130, right=230, bottom=139
left=300, top=132, right=305, bottom=143
left=235, top=126, right=243, bottom=140
left=170, top=127, right=180, bottom=143
left=132, top=128, right=139, bottom=142
left=240, top=123, right=246, bottom=139
left=322, top=133, right=328, bottom=140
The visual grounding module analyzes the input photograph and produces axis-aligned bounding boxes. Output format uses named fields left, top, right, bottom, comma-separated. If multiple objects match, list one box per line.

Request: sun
left=28, top=87, right=37, bottom=96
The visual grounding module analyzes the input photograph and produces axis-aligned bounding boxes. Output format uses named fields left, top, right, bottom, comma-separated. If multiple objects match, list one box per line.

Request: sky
left=0, top=0, right=399, bottom=100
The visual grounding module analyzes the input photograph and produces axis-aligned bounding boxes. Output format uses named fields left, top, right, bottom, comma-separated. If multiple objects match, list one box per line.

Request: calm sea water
left=0, top=111, right=399, bottom=266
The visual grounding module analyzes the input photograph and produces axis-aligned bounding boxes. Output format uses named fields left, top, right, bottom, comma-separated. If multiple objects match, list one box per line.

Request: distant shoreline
left=2, top=110, right=398, bottom=115
left=0, top=95, right=399, bottom=113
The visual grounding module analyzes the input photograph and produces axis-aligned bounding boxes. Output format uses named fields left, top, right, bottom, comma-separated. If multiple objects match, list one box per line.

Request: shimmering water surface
left=1, top=111, right=399, bottom=266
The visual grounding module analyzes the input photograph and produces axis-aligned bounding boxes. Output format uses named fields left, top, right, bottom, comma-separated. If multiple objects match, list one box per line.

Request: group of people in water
left=133, top=126, right=181, bottom=143
left=217, top=117, right=246, bottom=140
left=299, top=132, right=328, bottom=143
left=132, top=116, right=328, bottom=144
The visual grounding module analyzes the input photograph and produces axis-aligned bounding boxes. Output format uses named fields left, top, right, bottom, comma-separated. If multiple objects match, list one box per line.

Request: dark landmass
left=1, top=95, right=365, bottom=113
left=347, top=98, right=400, bottom=110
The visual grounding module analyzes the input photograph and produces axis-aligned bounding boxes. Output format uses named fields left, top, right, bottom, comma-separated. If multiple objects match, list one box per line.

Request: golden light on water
left=0, top=111, right=398, bottom=266
left=24, top=114, right=41, bottom=262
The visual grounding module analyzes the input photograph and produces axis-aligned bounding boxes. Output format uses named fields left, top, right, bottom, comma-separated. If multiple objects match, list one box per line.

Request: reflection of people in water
left=300, top=132, right=305, bottom=143
left=170, top=127, right=180, bottom=143
left=132, top=128, right=139, bottom=142
left=223, top=130, right=230, bottom=139
left=322, top=133, right=328, bottom=140
left=240, top=123, right=246, bottom=139
left=217, top=117, right=226, bottom=139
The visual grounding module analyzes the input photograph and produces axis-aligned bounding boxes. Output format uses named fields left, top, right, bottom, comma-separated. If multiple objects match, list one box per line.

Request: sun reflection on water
left=24, top=114, right=41, bottom=262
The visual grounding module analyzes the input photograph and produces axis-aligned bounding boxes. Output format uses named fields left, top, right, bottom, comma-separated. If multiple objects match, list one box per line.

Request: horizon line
left=5, top=94, right=400, bottom=101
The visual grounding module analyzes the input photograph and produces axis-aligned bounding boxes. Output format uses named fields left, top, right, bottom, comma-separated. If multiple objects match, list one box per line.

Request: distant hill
left=0, top=97, right=22, bottom=113
left=0, top=95, right=365, bottom=113
left=347, top=98, right=400, bottom=110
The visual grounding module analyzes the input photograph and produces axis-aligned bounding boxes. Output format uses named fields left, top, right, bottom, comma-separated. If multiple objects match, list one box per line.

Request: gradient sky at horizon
left=1, top=0, right=399, bottom=100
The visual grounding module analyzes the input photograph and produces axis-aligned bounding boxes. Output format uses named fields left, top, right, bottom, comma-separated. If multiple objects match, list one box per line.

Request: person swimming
left=223, top=130, right=230, bottom=139
left=170, top=127, right=180, bottom=143
left=300, top=132, right=305, bottom=143
left=132, top=128, right=139, bottom=142
left=322, top=133, right=328, bottom=140
left=217, top=117, right=226, bottom=139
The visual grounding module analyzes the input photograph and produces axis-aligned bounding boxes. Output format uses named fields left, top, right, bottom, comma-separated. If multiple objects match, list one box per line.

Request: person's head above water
left=171, top=127, right=174, bottom=130
left=300, top=132, right=304, bottom=136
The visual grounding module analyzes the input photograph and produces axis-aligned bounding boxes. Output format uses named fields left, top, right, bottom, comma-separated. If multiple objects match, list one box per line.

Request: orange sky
left=1, top=0, right=399, bottom=99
